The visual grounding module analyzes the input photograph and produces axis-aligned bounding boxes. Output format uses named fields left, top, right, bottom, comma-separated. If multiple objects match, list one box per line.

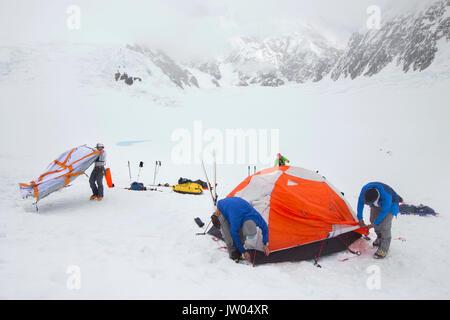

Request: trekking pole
left=254, top=165, right=256, bottom=174
left=201, top=156, right=216, bottom=207
left=213, top=150, right=218, bottom=206
left=248, top=165, right=250, bottom=177
left=153, top=161, right=161, bottom=185
left=128, top=161, right=132, bottom=182
left=137, top=161, right=144, bottom=181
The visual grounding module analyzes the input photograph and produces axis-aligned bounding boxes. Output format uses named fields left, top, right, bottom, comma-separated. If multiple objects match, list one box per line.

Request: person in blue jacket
left=357, top=182, right=403, bottom=259
left=213, top=196, right=270, bottom=262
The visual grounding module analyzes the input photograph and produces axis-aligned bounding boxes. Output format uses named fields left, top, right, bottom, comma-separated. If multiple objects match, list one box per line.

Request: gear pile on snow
left=172, top=182, right=203, bottom=195
left=19, top=145, right=101, bottom=202
left=128, top=182, right=147, bottom=191
left=399, top=203, right=438, bottom=216
left=178, top=177, right=209, bottom=190
left=208, top=166, right=368, bottom=265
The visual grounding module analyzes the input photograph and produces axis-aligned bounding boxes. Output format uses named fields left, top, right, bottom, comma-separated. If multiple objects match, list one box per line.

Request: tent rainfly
left=208, top=165, right=368, bottom=265
left=20, top=145, right=101, bottom=204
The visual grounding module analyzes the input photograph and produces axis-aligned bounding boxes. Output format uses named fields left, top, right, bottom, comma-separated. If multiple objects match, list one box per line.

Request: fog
left=0, top=0, right=436, bottom=60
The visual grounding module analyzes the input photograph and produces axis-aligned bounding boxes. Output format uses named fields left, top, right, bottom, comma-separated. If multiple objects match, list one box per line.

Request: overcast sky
left=0, top=0, right=435, bottom=59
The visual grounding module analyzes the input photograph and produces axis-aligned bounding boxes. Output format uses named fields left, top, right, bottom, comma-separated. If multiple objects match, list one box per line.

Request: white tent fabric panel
left=19, top=145, right=100, bottom=201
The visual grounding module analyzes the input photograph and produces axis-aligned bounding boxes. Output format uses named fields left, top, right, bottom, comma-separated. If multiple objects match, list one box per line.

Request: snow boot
left=233, top=256, right=244, bottom=263
left=90, top=195, right=97, bottom=200
left=374, top=249, right=387, bottom=259
left=96, top=197, right=103, bottom=201
left=230, top=251, right=243, bottom=263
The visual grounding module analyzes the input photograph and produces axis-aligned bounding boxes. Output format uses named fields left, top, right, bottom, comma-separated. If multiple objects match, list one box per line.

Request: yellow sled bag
left=172, top=182, right=203, bottom=195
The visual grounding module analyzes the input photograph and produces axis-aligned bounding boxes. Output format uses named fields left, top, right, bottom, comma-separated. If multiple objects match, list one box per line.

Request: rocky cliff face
left=127, top=44, right=199, bottom=89
left=331, top=0, right=450, bottom=80
left=225, top=32, right=342, bottom=86
left=126, top=0, right=449, bottom=89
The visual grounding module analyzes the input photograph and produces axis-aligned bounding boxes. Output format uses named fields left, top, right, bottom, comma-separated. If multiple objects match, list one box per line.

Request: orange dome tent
left=208, top=166, right=368, bottom=265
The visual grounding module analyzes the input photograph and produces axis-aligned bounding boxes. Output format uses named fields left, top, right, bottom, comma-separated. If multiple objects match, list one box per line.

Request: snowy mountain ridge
left=124, top=0, right=450, bottom=88
left=0, top=0, right=448, bottom=90
left=331, top=0, right=450, bottom=80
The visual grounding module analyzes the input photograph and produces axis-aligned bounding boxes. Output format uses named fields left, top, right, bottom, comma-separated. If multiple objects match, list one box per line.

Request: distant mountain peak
left=127, top=0, right=449, bottom=88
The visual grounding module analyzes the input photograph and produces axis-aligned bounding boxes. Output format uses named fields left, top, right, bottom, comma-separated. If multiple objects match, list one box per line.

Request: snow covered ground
left=1, top=43, right=449, bottom=299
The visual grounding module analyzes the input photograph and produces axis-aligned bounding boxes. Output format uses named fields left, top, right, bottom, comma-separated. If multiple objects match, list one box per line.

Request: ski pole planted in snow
left=153, top=161, right=161, bottom=185
left=201, top=154, right=217, bottom=207
left=213, top=150, right=217, bottom=206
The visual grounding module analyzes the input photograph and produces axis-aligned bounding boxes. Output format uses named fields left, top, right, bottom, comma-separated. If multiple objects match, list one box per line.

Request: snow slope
left=0, top=43, right=449, bottom=299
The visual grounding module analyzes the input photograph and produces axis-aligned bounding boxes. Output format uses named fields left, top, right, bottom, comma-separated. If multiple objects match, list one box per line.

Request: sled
left=172, top=182, right=203, bottom=195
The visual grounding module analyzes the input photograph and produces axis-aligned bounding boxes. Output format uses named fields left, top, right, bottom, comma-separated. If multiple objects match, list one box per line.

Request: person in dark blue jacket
left=357, top=182, right=403, bottom=259
left=214, top=197, right=270, bottom=262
